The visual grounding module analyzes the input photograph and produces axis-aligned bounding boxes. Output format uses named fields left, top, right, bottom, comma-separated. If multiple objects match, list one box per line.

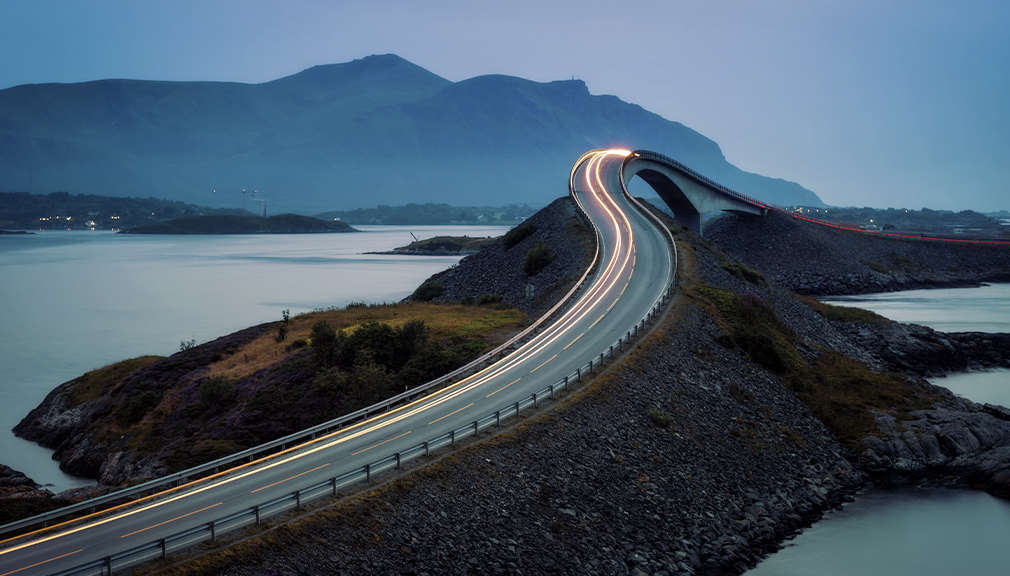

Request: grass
left=67, top=356, right=163, bottom=408
left=796, top=295, right=891, bottom=325
left=719, top=261, right=767, bottom=286
left=204, top=302, right=526, bottom=385
left=502, top=220, right=537, bottom=249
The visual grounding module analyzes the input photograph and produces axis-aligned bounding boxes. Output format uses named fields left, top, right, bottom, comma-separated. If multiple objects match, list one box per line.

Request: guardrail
left=628, top=149, right=772, bottom=211
left=37, top=153, right=681, bottom=576
left=0, top=205, right=604, bottom=541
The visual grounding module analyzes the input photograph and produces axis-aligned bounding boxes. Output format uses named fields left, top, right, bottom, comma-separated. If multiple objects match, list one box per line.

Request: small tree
left=275, top=309, right=291, bottom=342
left=310, top=320, right=340, bottom=368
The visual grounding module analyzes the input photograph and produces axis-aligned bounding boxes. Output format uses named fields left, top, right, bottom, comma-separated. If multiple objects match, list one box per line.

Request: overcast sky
left=3, top=0, right=1007, bottom=211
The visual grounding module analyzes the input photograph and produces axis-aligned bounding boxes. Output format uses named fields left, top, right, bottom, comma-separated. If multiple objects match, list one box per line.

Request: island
left=368, top=234, right=499, bottom=256
left=118, top=214, right=356, bottom=234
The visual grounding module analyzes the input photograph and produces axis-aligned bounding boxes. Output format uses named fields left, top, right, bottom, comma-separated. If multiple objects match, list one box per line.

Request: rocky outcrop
left=705, top=210, right=1010, bottom=295
left=858, top=401, right=1010, bottom=498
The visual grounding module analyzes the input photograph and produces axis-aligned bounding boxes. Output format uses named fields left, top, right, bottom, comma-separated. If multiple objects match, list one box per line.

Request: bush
left=719, top=262, right=767, bottom=286
left=503, top=220, right=537, bottom=249
left=411, top=278, right=443, bottom=302
left=310, top=321, right=340, bottom=368
left=198, top=375, right=234, bottom=408
left=476, top=294, right=503, bottom=305
left=648, top=408, right=672, bottom=428
left=117, top=390, right=162, bottom=425
left=522, top=240, right=554, bottom=276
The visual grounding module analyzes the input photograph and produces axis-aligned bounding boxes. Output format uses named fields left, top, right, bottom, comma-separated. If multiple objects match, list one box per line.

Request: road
left=0, top=149, right=676, bottom=576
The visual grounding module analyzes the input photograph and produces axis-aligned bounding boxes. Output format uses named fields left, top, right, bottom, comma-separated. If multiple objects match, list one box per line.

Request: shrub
left=286, top=338, right=307, bottom=351
left=310, top=320, right=340, bottom=368
left=503, top=220, right=537, bottom=249
left=648, top=408, right=672, bottom=428
left=179, top=337, right=197, bottom=352
left=411, top=278, right=443, bottom=302
left=117, top=390, right=162, bottom=425
left=522, top=240, right=554, bottom=276
left=719, top=261, right=767, bottom=286
left=275, top=309, right=290, bottom=342
left=198, top=375, right=234, bottom=408
left=476, top=294, right=503, bottom=305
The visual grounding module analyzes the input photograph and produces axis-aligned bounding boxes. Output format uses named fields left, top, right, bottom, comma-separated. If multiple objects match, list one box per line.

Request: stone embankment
left=705, top=210, right=1010, bottom=295
left=418, top=197, right=592, bottom=314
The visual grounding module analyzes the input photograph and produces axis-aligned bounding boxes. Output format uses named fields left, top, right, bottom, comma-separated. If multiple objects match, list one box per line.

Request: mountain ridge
left=0, top=54, right=824, bottom=212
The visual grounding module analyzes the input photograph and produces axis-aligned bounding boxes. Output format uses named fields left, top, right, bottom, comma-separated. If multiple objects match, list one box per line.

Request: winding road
left=0, top=149, right=676, bottom=576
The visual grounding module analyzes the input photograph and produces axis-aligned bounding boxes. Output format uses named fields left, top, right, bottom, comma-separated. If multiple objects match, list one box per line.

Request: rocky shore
left=705, top=210, right=1010, bottom=295
left=7, top=199, right=1010, bottom=575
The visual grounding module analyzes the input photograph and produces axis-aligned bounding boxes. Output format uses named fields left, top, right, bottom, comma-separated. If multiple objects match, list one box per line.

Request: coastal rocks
left=832, top=322, right=1010, bottom=377
left=858, top=402, right=1010, bottom=497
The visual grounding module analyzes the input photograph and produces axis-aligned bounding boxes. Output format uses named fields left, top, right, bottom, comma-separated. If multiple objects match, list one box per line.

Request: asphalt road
left=0, top=149, right=675, bottom=576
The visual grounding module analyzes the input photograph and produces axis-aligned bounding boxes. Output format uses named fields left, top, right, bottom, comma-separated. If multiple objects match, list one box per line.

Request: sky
left=2, top=0, right=1008, bottom=212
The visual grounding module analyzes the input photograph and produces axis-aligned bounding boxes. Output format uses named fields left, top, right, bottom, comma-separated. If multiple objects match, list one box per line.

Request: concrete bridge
left=621, top=150, right=768, bottom=235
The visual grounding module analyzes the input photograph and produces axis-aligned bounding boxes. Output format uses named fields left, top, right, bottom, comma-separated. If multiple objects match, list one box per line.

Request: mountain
left=0, top=54, right=823, bottom=212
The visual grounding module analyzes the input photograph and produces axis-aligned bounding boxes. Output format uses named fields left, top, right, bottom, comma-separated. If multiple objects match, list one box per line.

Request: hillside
left=119, top=213, right=356, bottom=234
left=0, top=54, right=822, bottom=213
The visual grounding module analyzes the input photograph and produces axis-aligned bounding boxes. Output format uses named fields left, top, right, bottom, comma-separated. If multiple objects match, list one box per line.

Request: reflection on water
left=0, top=226, right=506, bottom=490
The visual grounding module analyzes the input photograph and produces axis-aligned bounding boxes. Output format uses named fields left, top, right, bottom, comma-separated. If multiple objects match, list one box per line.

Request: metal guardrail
left=34, top=153, right=681, bottom=576
left=0, top=205, right=604, bottom=540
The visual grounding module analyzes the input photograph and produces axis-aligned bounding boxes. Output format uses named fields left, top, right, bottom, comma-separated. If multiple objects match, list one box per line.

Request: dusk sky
left=2, top=0, right=1007, bottom=212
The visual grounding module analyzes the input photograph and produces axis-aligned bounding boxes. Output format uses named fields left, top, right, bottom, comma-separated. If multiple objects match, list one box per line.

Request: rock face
left=705, top=210, right=1010, bottom=295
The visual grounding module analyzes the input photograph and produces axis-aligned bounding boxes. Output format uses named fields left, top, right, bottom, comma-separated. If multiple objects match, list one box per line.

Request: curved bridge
left=623, top=150, right=768, bottom=235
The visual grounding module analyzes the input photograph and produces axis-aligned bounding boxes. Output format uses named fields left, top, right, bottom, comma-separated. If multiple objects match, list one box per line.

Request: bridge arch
left=621, top=150, right=767, bottom=235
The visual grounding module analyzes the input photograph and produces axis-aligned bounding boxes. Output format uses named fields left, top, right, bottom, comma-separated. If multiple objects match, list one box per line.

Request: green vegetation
left=315, top=202, right=536, bottom=225
left=411, top=278, right=444, bottom=302
left=695, top=282, right=937, bottom=451
left=121, top=214, right=354, bottom=234
left=522, top=239, right=555, bottom=276
left=797, top=295, right=891, bottom=325
left=647, top=408, right=672, bottom=428
left=503, top=220, right=538, bottom=249
left=81, top=302, right=527, bottom=473
left=719, top=261, right=767, bottom=286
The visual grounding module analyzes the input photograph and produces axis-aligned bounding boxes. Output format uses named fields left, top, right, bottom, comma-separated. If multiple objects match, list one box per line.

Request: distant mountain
left=0, top=54, right=823, bottom=212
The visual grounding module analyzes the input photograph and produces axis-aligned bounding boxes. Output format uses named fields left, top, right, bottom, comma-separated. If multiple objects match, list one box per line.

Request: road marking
left=621, top=282, right=629, bottom=295
left=352, top=430, right=413, bottom=455
left=427, top=403, right=474, bottom=425
left=563, top=332, right=584, bottom=351
left=0, top=549, right=82, bottom=576
left=608, top=297, right=620, bottom=311
left=529, top=354, right=557, bottom=373
left=588, top=312, right=607, bottom=331
left=629, top=267, right=634, bottom=279
left=120, top=502, right=222, bottom=539
left=251, top=463, right=330, bottom=494
left=487, top=378, right=522, bottom=398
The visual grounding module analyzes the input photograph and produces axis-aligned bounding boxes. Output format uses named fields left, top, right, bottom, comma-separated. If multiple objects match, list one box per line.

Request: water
left=746, top=486, right=1010, bottom=575
left=0, top=226, right=507, bottom=491
left=746, top=285, right=1010, bottom=575
left=821, top=283, right=1010, bottom=333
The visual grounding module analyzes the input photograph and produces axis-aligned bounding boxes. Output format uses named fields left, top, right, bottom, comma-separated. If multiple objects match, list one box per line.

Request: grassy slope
left=72, top=302, right=526, bottom=475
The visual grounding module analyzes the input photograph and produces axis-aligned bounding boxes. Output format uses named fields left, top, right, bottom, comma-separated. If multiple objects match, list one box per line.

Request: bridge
left=622, top=150, right=768, bottom=235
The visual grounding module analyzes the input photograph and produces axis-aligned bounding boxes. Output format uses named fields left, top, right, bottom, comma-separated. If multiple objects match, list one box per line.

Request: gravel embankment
left=705, top=211, right=1010, bottom=295
left=418, top=197, right=592, bottom=314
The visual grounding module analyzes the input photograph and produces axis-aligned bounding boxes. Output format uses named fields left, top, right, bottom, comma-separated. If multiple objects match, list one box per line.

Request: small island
left=118, top=214, right=357, bottom=234
left=369, top=235, right=499, bottom=255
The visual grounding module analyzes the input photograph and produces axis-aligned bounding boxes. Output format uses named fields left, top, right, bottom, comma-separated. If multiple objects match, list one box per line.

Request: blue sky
left=2, top=0, right=1008, bottom=211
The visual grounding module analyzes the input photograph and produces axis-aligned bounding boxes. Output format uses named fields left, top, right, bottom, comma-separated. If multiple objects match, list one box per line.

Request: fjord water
left=0, top=226, right=507, bottom=491
left=747, top=285, right=1010, bottom=575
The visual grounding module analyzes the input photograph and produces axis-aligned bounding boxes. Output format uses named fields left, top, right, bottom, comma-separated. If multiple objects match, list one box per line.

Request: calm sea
left=0, top=226, right=507, bottom=491
left=746, top=285, right=1010, bottom=575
